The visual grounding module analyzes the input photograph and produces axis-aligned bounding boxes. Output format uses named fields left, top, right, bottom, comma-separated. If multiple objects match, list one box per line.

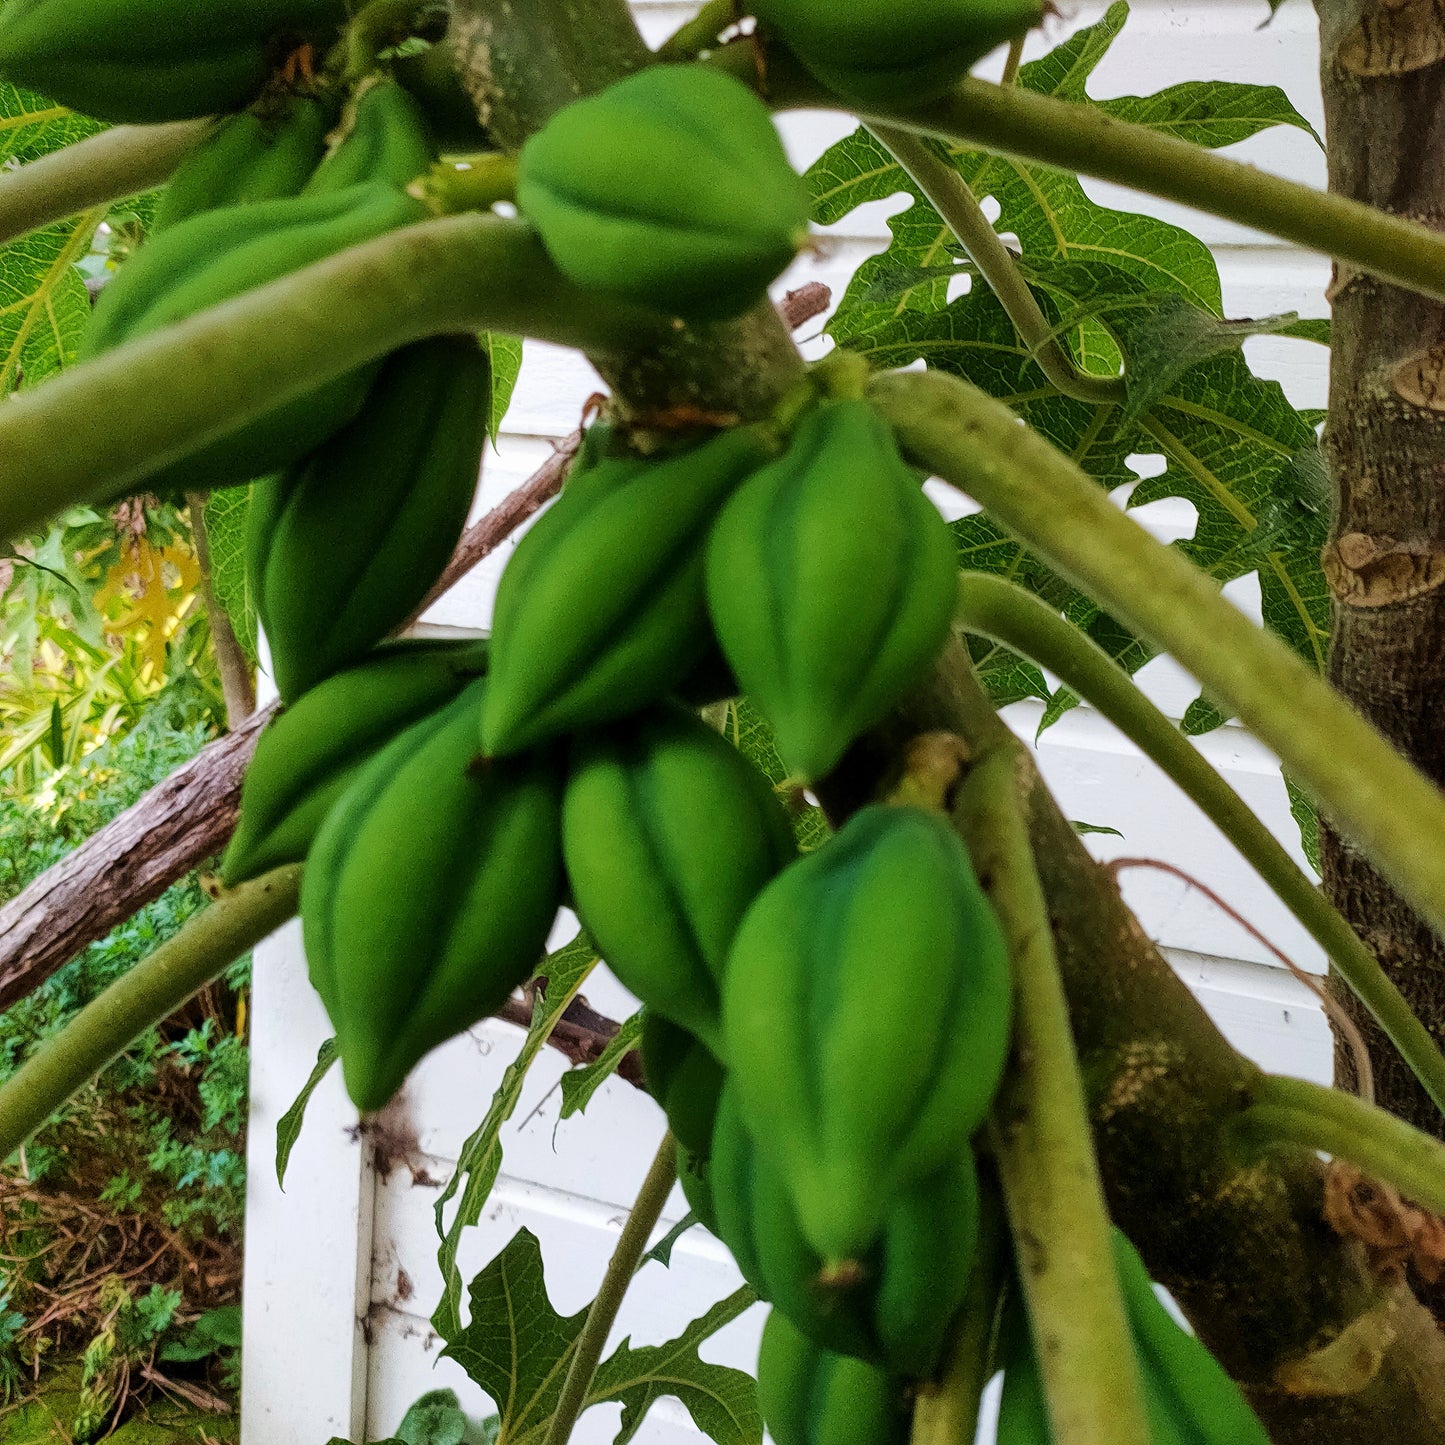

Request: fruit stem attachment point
left=542, top=1131, right=679, bottom=1445
left=656, top=0, right=741, bottom=62
left=411, top=153, right=520, bottom=215
left=955, top=744, right=1152, bottom=1445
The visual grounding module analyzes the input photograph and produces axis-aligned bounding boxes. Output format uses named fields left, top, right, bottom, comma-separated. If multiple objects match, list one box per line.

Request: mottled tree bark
left=1315, top=1, right=1445, bottom=1182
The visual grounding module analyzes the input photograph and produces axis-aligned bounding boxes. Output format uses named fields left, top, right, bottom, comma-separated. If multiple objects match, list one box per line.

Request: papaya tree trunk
left=450, top=1, right=1445, bottom=1436
left=1313, top=0, right=1445, bottom=1233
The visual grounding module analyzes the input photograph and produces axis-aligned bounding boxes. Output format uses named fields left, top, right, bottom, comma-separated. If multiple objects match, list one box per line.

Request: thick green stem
left=957, top=747, right=1151, bottom=1445
left=657, top=0, right=737, bottom=60
left=0, top=867, right=300, bottom=1162
left=413, top=152, right=518, bottom=214
left=1235, top=1075, right=1445, bottom=1219
left=732, top=54, right=1445, bottom=308
left=543, top=1132, right=678, bottom=1445
left=910, top=1186, right=1007, bottom=1445
left=871, top=127, right=1126, bottom=407
left=873, top=367, right=1445, bottom=949
left=0, top=214, right=665, bottom=544
left=0, top=119, right=208, bottom=247
left=954, top=571, right=1445, bottom=1117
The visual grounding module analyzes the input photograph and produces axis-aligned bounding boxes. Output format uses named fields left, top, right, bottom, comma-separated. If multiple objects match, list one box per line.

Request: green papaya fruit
left=153, top=91, right=335, bottom=233
left=516, top=64, right=811, bottom=321
left=640, top=1014, right=726, bottom=1158
left=394, top=43, right=492, bottom=155
left=221, top=638, right=490, bottom=887
left=706, top=397, right=958, bottom=783
left=677, top=1146, right=720, bottom=1239
left=480, top=425, right=775, bottom=758
left=710, top=1084, right=977, bottom=1378
left=301, top=679, right=565, bottom=1112
left=756, top=1310, right=911, bottom=1445
left=249, top=336, right=490, bottom=704
left=721, top=804, right=1012, bottom=1262
left=708, top=393, right=959, bottom=780
left=754, top=0, right=1043, bottom=107
left=83, top=179, right=428, bottom=498
left=305, top=78, right=436, bottom=195
left=562, top=703, right=796, bottom=1050
left=1111, top=1232, right=1271, bottom=1445
left=0, top=0, right=351, bottom=123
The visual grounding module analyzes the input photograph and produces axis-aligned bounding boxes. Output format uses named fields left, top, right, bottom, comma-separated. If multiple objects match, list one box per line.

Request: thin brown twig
left=1105, top=856, right=1375, bottom=1103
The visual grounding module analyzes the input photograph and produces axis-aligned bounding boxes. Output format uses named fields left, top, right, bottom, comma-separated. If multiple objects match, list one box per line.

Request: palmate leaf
left=808, top=0, right=1329, bottom=738
left=433, top=932, right=600, bottom=1343
left=440, top=1230, right=760, bottom=1445
left=202, top=487, right=260, bottom=667
left=559, top=1010, right=643, bottom=1120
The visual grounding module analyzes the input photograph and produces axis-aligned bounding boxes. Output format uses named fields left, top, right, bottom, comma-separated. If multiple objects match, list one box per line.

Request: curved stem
left=657, top=0, right=737, bottom=60
left=0, top=866, right=300, bottom=1162
left=0, top=213, right=665, bottom=544
left=543, top=1132, right=678, bottom=1445
left=0, top=119, right=208, bottom=248
left=734, top=51, right=1445, bottom=308
left=958, top=746, right=1152, bottom=1445
left=871, top=126, right=1126, bottom=407
left=872, top=367, right=1445, bottom=949
left=954, top=571, right=1445, bottom=1118
left=1234, top=1074, right=1445, bottom=1219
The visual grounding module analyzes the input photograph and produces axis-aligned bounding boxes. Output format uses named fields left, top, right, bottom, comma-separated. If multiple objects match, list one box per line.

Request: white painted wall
left=240, top=4, right=1334, bottom=1442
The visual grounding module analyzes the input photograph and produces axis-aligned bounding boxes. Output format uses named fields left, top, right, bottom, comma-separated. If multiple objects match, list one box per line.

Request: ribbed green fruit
left=710, top=1084, right=977, bottom=1379
left=153, top=92, right=335, bottom=233
left=0, top=0, right=351, bottom=123
left=301, top=680, right=565, bottom=1112
left=1112, top=1232, right=1272, bottom=1445
left=82, top=180, right=426, bottom=497
left=249, top=336, right=490, bottom=704
left=517, top=64, right=811, bottom=321
left=222, top=639, right=490, bottom=887
left=305, top=78, right=436, bottom=195
left=722, top=804, right=1012, bottom=1262
left=481, top=425, right=775, bottom=757
left=563, top=704, right=795, bottom=1049
left=754, top=0, right=1043, bottom=106
left=677, top=1147, right=719, bottom=1238
left=640, top=1014, right=725, bottom=1158
left=706, top=398, right=958, bottom=783
left=756, top=1310, right=911, bottom=1445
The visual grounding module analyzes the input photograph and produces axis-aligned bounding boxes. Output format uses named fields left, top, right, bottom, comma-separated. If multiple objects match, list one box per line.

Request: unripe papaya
left=710, top=1085, right=977, bottom=1379
left=721, top=804, right=1012, bottom=1262
left=249, top=336, right=490, bottom=704
left=222, top=638, right=490, bottom=887
left=677, top=1147, right=719, bottom=1239
left=1111, top=1232, right=1272, bottom=1445
left=756, top=1311, right=911, bottom=1445
left=301, top=680, right=565, bottom=1112
left=516, top=65, right=811, bottom=321
left=83, top=179, right=427, bottom=497
left=480, top=425, right=775, bottom=758
left=640, top=1013, right=725, bottom=1158
left=153, top=92, right=335, bottom=233
left=754, top=0, right=1043, bottom=107
left=562, top=703, right=796, bottom=1050
left=706, top=398, right=958, bottom=783
left=305, top=78, right=436, bottom=196
left=0, top=0, right=351, bottom=124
